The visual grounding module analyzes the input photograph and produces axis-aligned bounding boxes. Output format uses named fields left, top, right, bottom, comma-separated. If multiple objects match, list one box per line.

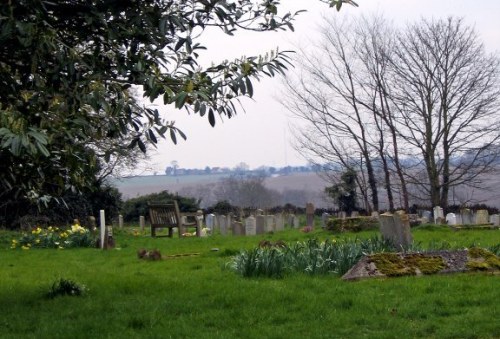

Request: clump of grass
left=47, top=278, right=87, bottom=298
left=228, top=236, right=396, bottom=278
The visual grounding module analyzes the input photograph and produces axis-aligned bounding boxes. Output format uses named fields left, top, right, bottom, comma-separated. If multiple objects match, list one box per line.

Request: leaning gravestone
left=245, top=216, right=257, bottom=236
left=379, top=212, right=413, bottom=248
left=475, top=209, right=489, bottom=225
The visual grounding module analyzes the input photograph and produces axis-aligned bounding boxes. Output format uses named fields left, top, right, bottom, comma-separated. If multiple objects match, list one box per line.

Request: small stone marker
left=379, top=212, right=413, bottom=248
left=475, top=209, right=489, bottom=225
left=245, top=216, right=257, bottom=236
left=118, top=214, right=124, bottom=229
left=306, top=203, right=315, bottom=228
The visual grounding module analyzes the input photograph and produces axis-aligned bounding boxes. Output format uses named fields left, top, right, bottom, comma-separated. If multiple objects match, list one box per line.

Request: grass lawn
left=0, top=225, right=498, bottom=338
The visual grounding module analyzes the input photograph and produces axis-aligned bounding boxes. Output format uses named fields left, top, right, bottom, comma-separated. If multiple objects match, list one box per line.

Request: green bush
left=326, top=217, right=379, bottom=233
left=121, top=190, right=199, bottom=222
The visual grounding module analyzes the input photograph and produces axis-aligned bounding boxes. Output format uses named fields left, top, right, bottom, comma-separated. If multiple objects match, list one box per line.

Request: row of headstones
left=430, top=207, right=499, bottom=226
left=204, top=212, right=302, bottom=236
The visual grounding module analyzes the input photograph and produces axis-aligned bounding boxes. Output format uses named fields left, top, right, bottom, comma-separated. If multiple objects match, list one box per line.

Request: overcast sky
left=141, top=0, right=500, bottom=174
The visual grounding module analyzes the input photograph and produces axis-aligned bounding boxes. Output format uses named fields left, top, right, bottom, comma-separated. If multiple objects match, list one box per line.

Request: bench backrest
left=148, top=201, right=181, bottom=228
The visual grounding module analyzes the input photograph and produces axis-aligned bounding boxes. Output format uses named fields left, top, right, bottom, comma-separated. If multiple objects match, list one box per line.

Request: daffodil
left=21, top=245, right=30, bottom=250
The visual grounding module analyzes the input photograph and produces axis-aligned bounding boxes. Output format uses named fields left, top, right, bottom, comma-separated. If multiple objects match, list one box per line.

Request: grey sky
left=141, top=0, right=500, bottom=174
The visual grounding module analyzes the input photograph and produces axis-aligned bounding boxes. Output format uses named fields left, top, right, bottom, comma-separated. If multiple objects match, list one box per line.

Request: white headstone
left=206, top=214, right=215, bottom=231
left=461, top=209, right=472, bottom=225
left=433, top=206, right=444, bottom=224
left=100, top=210, right=106, bottom=249
left=445, top=213, right=457, bottom=225
left=265, top=215, right=275, bottom=232
left=139, top=215, right=145, bottom=231
left=490, top=214, right=500, bottom=226
left=118, top=214, right=123, bottom=229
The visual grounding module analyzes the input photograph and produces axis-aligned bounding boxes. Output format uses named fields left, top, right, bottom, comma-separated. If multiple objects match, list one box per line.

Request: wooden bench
left=148, top=201, right=202, bottom=237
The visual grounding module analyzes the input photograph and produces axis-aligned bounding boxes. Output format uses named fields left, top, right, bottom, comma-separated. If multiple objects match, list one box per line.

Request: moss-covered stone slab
left=342, top=248, right=499, bottom=281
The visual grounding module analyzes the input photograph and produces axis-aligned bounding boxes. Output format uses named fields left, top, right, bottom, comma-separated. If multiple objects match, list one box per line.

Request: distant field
left=112, top=172, right=330, bottom=201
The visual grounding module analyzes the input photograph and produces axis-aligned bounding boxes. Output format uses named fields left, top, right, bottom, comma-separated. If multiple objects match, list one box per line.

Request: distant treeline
left=164, top=164, right=316, bottom=176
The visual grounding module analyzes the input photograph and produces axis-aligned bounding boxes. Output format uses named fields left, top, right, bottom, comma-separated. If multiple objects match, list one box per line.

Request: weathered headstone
left=293, top=216, right=300, bottom=229
left=232, top=221, right=244, bottom=236
left=139, top=215, right=145, bottom=232
left=256, top=215, right=265, bottom=234
left=219, top=215, right=228, bottom=235
left=351, top=211, right=359, bottom=218
left=475, top=209, right=489, bottom=225
left=275, top=214, right=285, bottom=232
left=379, top=212, right=413, bottom=248
left=339, top=211, right=347, bottom=219
left=433, top=206, right=444, bottom=224
left=490, top=214, right=500, bottom=226
left=265, top=215, right=275, bottom=232
left=206, top=214, right=215, bottom=231
left=306, top=203, right=315, bottom=228
left=245, top=216, right=257, bottom=236
left=445, top=213, right=457, bottom=225
left=371, top=211, right=379, bottom=219
left=460, top=209, right=472, bottom=225
left=321, top=212, right=330, bottom=229
left=422, top=210, right=432, bottom=222
left=118, top=214, right=123, bottom=229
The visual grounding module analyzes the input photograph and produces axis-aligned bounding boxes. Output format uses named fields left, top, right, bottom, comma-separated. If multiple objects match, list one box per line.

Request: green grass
left=0, top=226, right=499, bottom=338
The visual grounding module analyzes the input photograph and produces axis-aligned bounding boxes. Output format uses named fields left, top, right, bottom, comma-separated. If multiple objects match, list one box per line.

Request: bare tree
left=390, top=17, right=500, bottom=208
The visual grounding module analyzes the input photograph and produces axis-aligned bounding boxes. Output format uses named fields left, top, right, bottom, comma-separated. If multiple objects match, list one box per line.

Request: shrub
left=47, top=278, right=87, bottom=298
left=326, top=217, right=379, bottom=233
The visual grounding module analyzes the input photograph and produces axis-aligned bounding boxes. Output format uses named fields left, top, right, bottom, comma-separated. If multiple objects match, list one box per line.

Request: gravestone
left=88, top=216, right=97, bottom=231
left=339, top=211, right=347, bottom=219
left=306, top=203, right=315, bottom=228
left=475, top=209, right=489, bottom=225
left=287, top=214, right=295, bottom=228
left=445, top=213, right=457, bottom=225
left=460, top=209, right=472, bottom=225
left=321, top=213, right=330, bottom=229
left=371, top=211, right=379, bottom=219
left=245, top=216, right=257, bottom=236
left=118, top=214, right=123, bottom=229
left=351, top=211, right=359, bottom=218
left=256, top=215, right=265, bottom=235
left=219, top=215, right=228, bottom=235
left=422, top=211, right=432, bottom=222
left=490, top=214, right=500, bottom=226
left=293, top=216, right=300, bottom=229
left=433, top=206, right=444, bottom=224
left=275, top=214, right=285, bottom=232
left=206, top=214, right=215, bottom=231
left=139, top=215, right=145, bottom=232
left=100, top=210, right=106, bottom=249
left=379, top=212, right=413, bottom=248
left=232, top=221, right=244, bottom=236
left=265, top=215, right=275, bottom=232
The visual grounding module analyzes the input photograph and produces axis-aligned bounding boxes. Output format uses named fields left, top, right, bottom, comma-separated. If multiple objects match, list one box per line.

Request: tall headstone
left=460, top=209, right=472, bottom=225
left=245, top=216, right=257, bottom=236
left=265, top=215, right=275, bottom=232
left=275, top=214, right=285, bottom=232
left=256, top=215, right=265, bottom=235
left=100, top=210, right=106, bottom=249
left=219, top=215, right=228, bottom=235
left=490, top=214, right=500, bottom=226
left=306, top=203, right=315, bottom=228
left=321, top=212, right=330, bottom=229
left=433, top=206, right=444, bottom=224
left=475, top=209, right=489, bottom=225
left=139, top=215, right=145, bottom=232
left=118, top=214, right=124, bottom=229
left=206, top=214, right=215, bottom=231
left=445, top=213, right=457, bottom=225
left=379, top=212, right=413, bottom=248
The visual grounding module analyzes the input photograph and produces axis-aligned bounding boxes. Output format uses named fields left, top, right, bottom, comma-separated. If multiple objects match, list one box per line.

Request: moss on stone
left=369, top=252, right=445, bottom=277
left=466, top=247, right=500, bottom=271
